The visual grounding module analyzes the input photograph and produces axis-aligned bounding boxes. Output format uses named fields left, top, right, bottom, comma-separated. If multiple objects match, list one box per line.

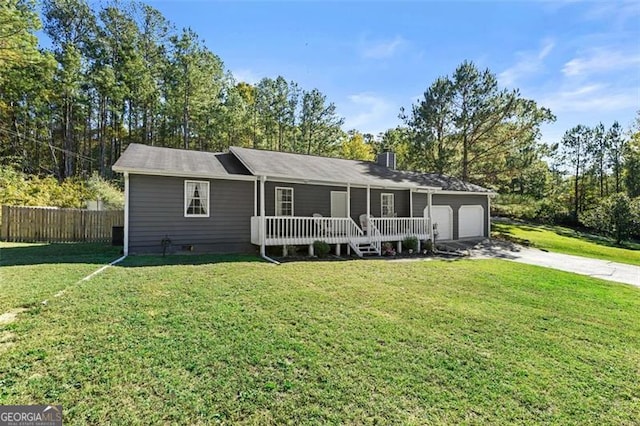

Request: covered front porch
left=250, top=176, right=437, bottom=257
left=250, top=215, right=432, bottom=256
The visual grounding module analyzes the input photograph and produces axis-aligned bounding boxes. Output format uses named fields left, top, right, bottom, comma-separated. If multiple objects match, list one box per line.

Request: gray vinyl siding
left=412, top=193, right=428, bottom=217
left=262, top=182, right=410, bottom=223
left=432, top=194, right=489, bottom=240
left=412, top=193, right=490, bottom=239
left=128, top=174, right=255, bottom=254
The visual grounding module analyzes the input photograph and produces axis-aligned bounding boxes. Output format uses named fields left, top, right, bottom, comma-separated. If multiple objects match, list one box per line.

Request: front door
left=331, top=191, right=348, bottom=217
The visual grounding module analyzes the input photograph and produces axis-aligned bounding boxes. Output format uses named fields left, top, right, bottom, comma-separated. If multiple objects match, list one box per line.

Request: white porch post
left=260, top=176, right=266, bottom=256
left=366, top=184, right=371, bottom=237
left=427, top=191, right=433, bottom=241
left=347, top=183, right=351, bottom=219
left=123, top=172, right=129, bottom=256
left=253, top=180, right=257, bottom=216
left=409, top=188, right=413, bottom=218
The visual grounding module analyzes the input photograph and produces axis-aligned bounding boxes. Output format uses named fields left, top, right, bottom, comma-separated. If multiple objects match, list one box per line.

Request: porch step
left=352, top=242, right=380, bottom=257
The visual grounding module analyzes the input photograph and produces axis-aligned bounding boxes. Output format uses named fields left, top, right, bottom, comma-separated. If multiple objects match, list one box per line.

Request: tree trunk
left=574, top=153, right=580, bottom=221
left=64, top=99, right=74, bottom=178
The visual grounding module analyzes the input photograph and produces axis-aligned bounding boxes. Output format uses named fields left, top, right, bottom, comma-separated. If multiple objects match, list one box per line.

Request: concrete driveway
left=463, top=240, right=640, bottom=288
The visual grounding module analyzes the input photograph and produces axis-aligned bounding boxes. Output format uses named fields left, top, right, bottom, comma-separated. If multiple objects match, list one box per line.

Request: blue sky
left=54, top=1, right=640, bottom=144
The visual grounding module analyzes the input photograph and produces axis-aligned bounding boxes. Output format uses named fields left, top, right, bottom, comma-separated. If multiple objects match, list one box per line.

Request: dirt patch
left=0, top=307, right=28, bottom=326
left=0, top=330, right=17, bottom=353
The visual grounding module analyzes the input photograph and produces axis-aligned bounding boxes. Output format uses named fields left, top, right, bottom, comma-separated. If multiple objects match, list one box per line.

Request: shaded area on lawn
left=494, top=220, right=640, bottom=251
left=0, top=242, right=121, bottom=266
left=119, top=253, right=264, bottom=267
left=0, top=242, right=264, bottom=267
left=492, top=220, right=640, bottom=266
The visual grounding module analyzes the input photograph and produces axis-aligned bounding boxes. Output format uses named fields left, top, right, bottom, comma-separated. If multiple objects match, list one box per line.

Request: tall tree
left=405, top=61, right=554, bottom=185
left=606, top=121, right=625, bottom=193
left=299, top=88, right=344, bottom=155
left=560, top=125, right=591, bottom=220
left=136, top=4, right=170, bottom=146
left=624, top=131, right=640, bottom=198
left=404, top=77, right=456, bottom=173
left=165, top=28, right=224, bottom=150
left=43, top=0, right=95, bottom=178
left=0, top=0, right=55, bottom=171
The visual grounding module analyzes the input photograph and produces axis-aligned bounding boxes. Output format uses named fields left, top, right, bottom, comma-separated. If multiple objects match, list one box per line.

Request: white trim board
left=111, top=167, right=257, bottom=182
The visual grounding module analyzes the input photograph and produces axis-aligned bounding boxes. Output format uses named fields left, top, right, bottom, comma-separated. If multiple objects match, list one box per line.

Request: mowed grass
left=0, top=242, right=121, bottom=311
left=0, top=246, right=639, bottom=424
left=493, top=221, right=640, bottom=266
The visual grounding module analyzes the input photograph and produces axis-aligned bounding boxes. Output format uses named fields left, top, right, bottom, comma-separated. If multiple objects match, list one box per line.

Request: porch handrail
left=369, top=217, right=431, bottom=238
left=367, top=220, right=382, bottom=253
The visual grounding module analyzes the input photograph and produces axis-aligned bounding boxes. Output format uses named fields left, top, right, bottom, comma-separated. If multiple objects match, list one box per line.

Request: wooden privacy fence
left=1, top=205, right=124, bottom=243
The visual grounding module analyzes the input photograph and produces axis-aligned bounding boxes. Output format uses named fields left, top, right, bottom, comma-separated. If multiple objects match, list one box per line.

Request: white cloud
left=361, top=36, right=406, bottom=59
left=539, top=83, right=638, bottom=113
left=341, top=93, right=398, bottom=134
left=562, top=49, right=640, bottom=77
left=232, top=68, right=260, bottom=84
left=498, top=38, right=555, bottom=87
left=581, top=0, right=640, bottom=25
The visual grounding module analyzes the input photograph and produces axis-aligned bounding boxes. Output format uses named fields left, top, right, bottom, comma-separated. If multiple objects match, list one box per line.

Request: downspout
left=123, top=172, right=130, bottom=257
left=259, top=175, right=279, bottom=264
left=427, top=190, right=433, bottom=242
left=487, top=194, right=492, bottom=239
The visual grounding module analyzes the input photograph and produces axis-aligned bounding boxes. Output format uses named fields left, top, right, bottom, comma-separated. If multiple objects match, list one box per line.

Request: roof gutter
left=111, top=166, right=257, bottom=182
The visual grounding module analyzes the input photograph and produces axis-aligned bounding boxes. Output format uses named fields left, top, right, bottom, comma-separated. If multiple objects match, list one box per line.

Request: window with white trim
left=275, top=187, right=294, bottom=216
left=184, top=180, right=210, bottom=217
left=381, top=193, right=394, bottom=217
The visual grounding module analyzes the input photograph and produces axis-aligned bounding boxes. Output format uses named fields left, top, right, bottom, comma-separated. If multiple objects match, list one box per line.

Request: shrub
left=402, top=236, right=419, bottom=251
left=423, top=239, right=434, bottom=254
left=313, top=240, right=330, bottom=258
left=381, top=242, right=396, bottom=256
left=580, top=193, right=635, bottom=244
left=534, top=198, right=570, bottom=224
left=86, top=172, right=124, bottom=210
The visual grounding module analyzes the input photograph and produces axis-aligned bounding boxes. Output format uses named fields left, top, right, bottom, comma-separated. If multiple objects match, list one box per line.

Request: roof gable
left=112, top=143, right=251, bottom=178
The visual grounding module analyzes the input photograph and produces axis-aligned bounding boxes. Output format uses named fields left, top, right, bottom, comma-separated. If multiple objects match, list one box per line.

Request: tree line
left=1, top=0, right=638, bottom=242
left=1, top=0, right=354, bottom=180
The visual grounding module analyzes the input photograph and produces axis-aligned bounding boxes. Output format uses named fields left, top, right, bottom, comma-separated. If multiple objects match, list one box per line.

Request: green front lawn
left=492, top=221, right=640, bottom=266
left=0, top=242, right=121, bottom=311
left=1, top=245, right=639, bottom=424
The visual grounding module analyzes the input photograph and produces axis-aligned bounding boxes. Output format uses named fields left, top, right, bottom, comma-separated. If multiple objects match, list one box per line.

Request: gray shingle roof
left=113, top=143, right=492, bottom=193
left=230, top=146, right=492, bottom=192
left=112, top=143, right=251, bottom=177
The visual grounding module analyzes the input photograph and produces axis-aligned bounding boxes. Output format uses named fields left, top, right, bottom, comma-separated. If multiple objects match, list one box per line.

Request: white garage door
left=428, top=206, right=453, bottom=241
left=458, top=205, right=484, bottom=238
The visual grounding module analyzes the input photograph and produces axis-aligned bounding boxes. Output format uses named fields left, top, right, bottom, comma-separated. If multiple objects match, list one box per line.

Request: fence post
left=1, top=205, right=9, bottom=241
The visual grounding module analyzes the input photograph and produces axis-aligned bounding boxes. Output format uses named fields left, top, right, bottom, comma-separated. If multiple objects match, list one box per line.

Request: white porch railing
left=251, top=216, right=364, bottom=246
left=251, top=216, right=432, bottom=248
left=369, top=217, right=431, bottom=239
